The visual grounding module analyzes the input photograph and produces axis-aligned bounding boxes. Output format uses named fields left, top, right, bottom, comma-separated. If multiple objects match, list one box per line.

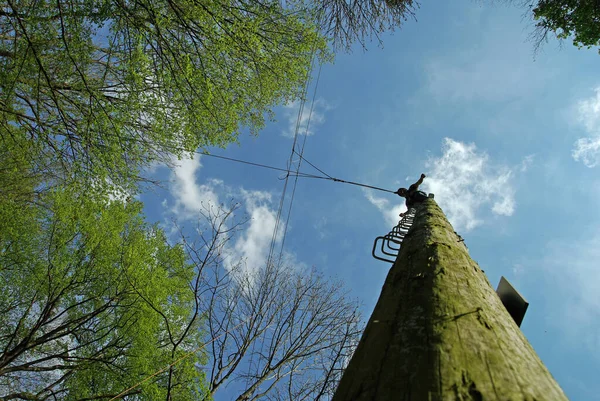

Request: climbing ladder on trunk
left=371, top=208, right=416, bottom=264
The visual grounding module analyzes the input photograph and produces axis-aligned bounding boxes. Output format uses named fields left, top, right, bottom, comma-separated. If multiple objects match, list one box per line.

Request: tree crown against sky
left=0, top=0, right=419, bottom=198
left=0, top=183, right=362, bottom=399
left=505, top=0, right=600, bottom=53
left=308, top=0, right=419, bottom=50
left=0, top=0, right=421, bottom=398
left=0, top=0, right=327, bottom=196
left=0, top=180, right=207, bottom=400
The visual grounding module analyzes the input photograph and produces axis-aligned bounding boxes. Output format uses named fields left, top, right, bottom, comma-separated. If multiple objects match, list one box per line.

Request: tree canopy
left=0, top=191, right=363, bottom=400
left=0, top=0, right=422, bottom=198
left=0, top=0, right=328, bottom=194
left=0, top=0, right=423, bottom=398
left=0, top=182, right=207, bottom=399
left=181, top=204, right=363, bottom=401
left=531, top=0, right=600, bottom=51
left=312, top=0, right=418, bottom=50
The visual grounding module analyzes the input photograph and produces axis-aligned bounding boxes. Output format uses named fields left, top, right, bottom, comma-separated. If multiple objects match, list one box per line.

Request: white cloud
left=166, top=157, right=298, bottom=276
left=228, top=190, right=282, bottom=273
left=422, top=138, right=516, bottom=231
left=364, top=190, right=406, bottom=228
left=573, top=137, right=600, bottom=167
left=363, top=139, right=523, bottom=232
left=281, top=98, right=328, bottom=138
left=170, top=154, right=220, bottom=217
left=572, top=87, right=600, bottom=167
left=520, top=154, right=535, bottom=172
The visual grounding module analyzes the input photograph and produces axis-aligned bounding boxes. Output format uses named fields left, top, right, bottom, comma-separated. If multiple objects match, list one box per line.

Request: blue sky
left=141, top=1, right=600, bottom=399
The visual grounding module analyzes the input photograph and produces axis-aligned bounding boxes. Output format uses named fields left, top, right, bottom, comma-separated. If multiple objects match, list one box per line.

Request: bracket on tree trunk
left=496, top=276, right=529, bottom=327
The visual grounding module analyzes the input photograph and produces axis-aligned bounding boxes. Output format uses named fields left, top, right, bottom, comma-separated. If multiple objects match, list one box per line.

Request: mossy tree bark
left=333, top=199, right=568, bottom=401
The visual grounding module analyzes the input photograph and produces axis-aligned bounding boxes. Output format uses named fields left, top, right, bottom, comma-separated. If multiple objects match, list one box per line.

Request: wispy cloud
left=228, top=191, right=306, bottom=274
left=281, top=98, right=329, bottom=138
left=425, top=39, right=550, bottom=104
left=166, top=158, right=291, bottom=274
left=426, top=59, right=527, bottom=103
left=313, top=216, right=329, bottom=240
left=535, top=232, right=600, bottom=353
left=572, top=87, right=600, bottom=168
left=364, top=190, right=405, bottom=228
left=422, top=138, right=516, bottom=231
left=520, top=154, right=535, bottom=172
left=419, top=4, right=560, bottom=106
left=363, top=139, right=520, bottom=231
left=227, top=190, right=283, bottom=272
left=169, top=154, right=221, bottom=217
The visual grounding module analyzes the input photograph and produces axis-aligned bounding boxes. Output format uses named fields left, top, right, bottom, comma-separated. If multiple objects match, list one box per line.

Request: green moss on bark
left=333, top=199, right=569, bottom=401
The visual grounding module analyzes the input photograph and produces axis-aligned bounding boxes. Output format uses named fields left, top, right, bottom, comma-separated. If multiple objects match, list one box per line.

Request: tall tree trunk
left=333, top=198, right=568, bottom=401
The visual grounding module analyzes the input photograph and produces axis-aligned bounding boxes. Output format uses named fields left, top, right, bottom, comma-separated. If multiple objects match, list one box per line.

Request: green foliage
left=0, top=1, right=417, bottom=399
left=0, top=184, right=207, bottom=400
left=533, top=0, right=600, bottom=51
left=0, top=0, right=328, bottom=194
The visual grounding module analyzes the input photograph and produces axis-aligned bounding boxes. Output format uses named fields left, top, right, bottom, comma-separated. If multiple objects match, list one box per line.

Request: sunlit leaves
left=533, top=0, right=600, bottom=51
left=0, top=0, right=328, bottom=195
left=0, top=187, right=206, bottom=399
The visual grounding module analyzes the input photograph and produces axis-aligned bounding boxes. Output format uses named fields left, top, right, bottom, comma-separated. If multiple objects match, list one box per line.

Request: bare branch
left=180, top=202, right=364, bottom=401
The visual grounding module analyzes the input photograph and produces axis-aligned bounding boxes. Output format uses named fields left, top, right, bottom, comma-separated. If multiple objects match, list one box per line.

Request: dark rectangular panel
left=496, top=276, right=529, bottom=327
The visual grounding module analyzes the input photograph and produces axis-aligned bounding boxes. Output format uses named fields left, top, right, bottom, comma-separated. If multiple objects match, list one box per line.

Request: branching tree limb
left=180, top=203, right=363, bottom=401
left=0, top=0, right=327, bottom=196
left=312, top=0, right=419, bottom=51
left=0, top=187, right=207, bottom=400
